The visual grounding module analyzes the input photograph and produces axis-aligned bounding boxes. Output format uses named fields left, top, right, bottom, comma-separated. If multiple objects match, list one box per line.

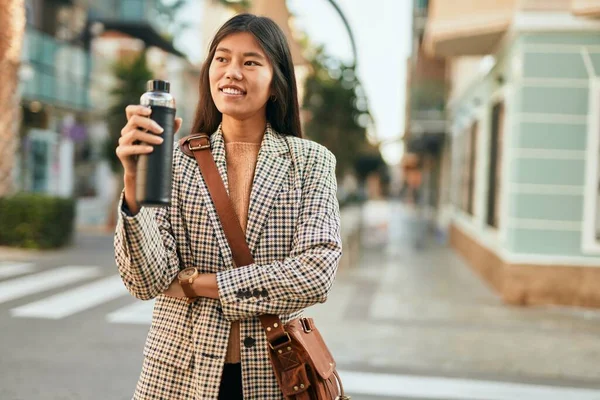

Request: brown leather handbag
left=180, top=134, right=350, bottom=400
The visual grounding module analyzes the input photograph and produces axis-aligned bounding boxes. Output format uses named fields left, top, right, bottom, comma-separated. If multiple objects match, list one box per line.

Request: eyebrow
left=215, top=47, right=265, bottom=59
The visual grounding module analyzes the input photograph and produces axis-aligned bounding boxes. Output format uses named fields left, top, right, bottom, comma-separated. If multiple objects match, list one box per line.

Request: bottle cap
left=147, top=80, right=170, bottom=93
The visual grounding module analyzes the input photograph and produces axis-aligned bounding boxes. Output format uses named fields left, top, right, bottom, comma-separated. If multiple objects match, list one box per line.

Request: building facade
left=424, top=0, right=600, bottom=307
left=16, top=0, right=199, bottom=228
left=403, top=0, right=450, bottom=231
left=19, top=0, right=92, bottom=198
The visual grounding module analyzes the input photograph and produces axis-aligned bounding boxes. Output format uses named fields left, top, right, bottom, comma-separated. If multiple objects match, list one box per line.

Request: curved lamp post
left=324, top=0, right=358, bottom=69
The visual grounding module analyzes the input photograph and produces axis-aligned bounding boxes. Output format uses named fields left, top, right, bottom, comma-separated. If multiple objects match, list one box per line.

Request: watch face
left=179, top=267, right=197, bottom=280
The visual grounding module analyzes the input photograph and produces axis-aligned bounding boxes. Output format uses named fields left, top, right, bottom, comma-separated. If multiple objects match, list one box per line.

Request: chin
left=217, top=106, right=252, bottom=120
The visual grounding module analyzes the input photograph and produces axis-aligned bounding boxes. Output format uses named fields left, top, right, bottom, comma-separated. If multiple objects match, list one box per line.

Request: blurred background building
left=15, top=0, right=200, bottom=227
left=404, top=0, right=600, bottom=307
left=402, top=0, right=449, bottom=221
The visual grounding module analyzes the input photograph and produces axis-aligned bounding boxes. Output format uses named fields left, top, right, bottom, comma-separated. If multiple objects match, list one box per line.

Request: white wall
left=447, top=56, right=485, bottom=105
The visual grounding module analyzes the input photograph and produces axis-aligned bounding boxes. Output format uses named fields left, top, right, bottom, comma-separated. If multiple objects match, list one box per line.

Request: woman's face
left=209, top=32, right=274, bottom=121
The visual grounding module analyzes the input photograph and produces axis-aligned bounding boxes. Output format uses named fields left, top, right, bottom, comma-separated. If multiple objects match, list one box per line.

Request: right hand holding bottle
left=116, top=105, right=183, bottom=178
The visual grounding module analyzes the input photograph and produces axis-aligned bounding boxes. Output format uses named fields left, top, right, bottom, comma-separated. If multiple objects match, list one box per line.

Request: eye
left=215, top=56, right=227, bottom=63
left=245, top=60, right=261, bottom=66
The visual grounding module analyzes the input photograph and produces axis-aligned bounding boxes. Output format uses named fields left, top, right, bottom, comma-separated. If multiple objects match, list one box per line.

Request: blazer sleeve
left=114, top=191, right=180, bottom=300
left=216, top=145, right=342, bottom=321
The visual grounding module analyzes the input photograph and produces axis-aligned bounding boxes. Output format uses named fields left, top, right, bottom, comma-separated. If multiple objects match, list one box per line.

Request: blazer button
left=243, top=336, right=256, bottom=348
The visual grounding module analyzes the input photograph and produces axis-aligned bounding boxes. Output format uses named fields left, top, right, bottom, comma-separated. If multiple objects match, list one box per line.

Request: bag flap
left=287, top=318, right=336, bottom=380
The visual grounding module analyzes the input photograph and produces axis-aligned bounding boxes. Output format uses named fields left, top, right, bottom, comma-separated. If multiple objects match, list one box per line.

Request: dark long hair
left=191, top=13, right=302, bottom=138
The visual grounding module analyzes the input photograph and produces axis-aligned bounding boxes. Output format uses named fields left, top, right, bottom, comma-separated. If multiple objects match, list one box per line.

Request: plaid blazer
left=114, top=124, right=342, bottom=400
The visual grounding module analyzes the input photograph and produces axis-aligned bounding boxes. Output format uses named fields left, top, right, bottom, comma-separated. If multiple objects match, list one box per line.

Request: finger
left=174, top=118, right=183, bottom=134
left=125, top=115, right=164, bottom=135
left=120, top=129, right=164, bottom=146
left=125, top=105, right=151, bottom=120
left=116, top=144, right=154, bottom=158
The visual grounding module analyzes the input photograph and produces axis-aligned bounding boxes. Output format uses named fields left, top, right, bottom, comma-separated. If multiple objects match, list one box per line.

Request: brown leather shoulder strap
left=178, top=134, right=199, bottom=158
left=182, top=134, right=290, bottom=346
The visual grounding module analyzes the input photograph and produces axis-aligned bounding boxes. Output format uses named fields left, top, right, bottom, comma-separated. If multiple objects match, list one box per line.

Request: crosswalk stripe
left=0, top=262, right=36, bottom=279
left=0, top=266, right=101, bottom=304
left=338, top=370, right=600, bottom=399
left=106, top=299, right=155, bottom=325
left=11, top=275, right=128, bottom=319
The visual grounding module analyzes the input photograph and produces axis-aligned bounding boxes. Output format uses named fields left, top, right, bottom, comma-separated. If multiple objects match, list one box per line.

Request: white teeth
left=222, top=88, right=244, bottom=95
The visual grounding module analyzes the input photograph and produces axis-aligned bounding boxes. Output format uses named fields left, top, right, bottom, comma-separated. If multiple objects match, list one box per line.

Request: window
left=120, top=0, right=146, bottom=20
left=461, top=122, right=478, bottom=215
left=487, top=101, right=504, bottom=228
left=583, top=79, right=600, bottom=253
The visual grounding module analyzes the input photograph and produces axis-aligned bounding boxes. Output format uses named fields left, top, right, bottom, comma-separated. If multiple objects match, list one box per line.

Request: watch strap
left=180, top=278, right=198, bottom=302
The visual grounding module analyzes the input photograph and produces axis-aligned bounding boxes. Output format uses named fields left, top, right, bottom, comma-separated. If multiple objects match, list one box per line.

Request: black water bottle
left=136, top=80, right=176, bottom=207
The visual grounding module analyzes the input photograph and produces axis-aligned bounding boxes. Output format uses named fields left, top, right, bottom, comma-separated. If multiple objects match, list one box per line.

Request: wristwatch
left=177, top=267, right=200, bottom=303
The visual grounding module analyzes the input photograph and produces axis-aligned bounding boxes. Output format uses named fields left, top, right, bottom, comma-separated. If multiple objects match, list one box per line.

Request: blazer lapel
left=245, top=125, right=291, bottom=255
left=210, top=126, right=229, bottom=194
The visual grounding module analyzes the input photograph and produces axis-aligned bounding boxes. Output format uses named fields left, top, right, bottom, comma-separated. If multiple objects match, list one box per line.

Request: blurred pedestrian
left=113, top=14, right=342, bottom=400
left=399, top=157, right=426, bottom=249
left=399, top=154, right=421, bottom=206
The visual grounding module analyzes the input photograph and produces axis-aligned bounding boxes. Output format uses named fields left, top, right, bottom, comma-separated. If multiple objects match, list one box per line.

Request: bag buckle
left=268, top=332, right=292, bottom=350
left=184, top=134, right=210, bottom=151
left=300, top=317, right=312, bottom=333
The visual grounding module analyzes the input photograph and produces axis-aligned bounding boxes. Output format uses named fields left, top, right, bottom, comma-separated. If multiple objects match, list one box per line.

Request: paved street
left=1, top=201, right=600, bottom=399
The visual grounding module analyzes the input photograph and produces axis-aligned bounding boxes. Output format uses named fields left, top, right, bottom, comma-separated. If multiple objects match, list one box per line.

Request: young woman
left=114, top=13, right=342, bottom=400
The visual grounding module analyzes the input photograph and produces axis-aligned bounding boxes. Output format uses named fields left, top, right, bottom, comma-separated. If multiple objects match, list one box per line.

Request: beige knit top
left=224, top=141, right=261, bottom=364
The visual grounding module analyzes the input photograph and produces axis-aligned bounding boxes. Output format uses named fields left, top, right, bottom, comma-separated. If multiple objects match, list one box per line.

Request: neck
left=221, top=114, right=266, bottom=144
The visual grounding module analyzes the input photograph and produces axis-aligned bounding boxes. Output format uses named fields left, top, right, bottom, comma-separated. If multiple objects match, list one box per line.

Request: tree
left=103, top=50, right=153, bottom=228
left=155, top=0, right=193, bottom=42
left=104, top=50, right=153, bottom=174
left=0, top=0, right=25, bottom=196
left=302, top=46, right=382, bottom=179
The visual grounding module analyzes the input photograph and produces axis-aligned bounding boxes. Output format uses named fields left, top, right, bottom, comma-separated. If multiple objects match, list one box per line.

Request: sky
left=287, top=0, right=412, bottom=165
left=176, top=0, right=413, bottom=165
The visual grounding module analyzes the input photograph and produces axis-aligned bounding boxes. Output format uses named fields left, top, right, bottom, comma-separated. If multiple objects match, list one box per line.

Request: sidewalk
left=309, top=201, right=600, bottom=388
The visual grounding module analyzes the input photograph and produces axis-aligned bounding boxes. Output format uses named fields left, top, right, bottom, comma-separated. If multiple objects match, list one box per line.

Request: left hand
left=163, top=278, right=187, bottom=299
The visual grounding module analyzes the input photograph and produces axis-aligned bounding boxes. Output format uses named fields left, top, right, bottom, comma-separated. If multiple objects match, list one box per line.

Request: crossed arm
left=163, top=274, right=219, bottom=299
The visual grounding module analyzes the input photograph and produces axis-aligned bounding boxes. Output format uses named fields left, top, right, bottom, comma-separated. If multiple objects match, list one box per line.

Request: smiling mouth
left=220, top=87, right=246, bottom=96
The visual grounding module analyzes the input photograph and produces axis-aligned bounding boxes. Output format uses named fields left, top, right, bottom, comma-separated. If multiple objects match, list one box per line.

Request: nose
left=225, top=64, right=242, bottom=81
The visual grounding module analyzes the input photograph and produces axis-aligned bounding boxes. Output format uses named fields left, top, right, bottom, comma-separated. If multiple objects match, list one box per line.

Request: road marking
left=338, top=370, right=600, bottom=399
left=11, top=275, right=128, bottom=319
left=0, top=262, right=35, bottom=279
left=106, top=299, right=155, bottom=324
left=0, top=266, right=101, bottom=304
